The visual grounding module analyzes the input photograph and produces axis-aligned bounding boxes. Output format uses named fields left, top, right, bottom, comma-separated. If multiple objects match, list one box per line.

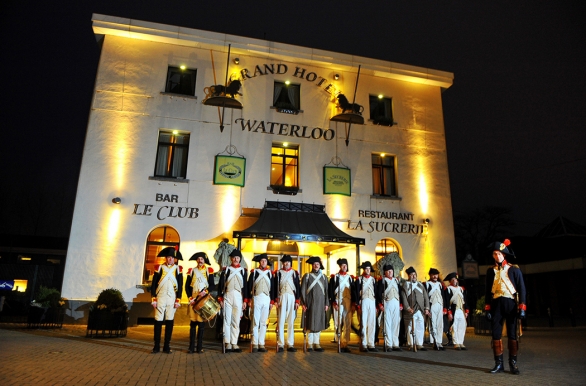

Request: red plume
left=503, top=239, right=511, bottom=246
left=174, top=245, right=179, bottom=251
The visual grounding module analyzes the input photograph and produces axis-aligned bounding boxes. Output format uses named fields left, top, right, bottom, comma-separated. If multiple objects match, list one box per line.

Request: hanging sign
left=214, top=155, right=246, bottom=187
left=323, top=166, right=351, bottom=196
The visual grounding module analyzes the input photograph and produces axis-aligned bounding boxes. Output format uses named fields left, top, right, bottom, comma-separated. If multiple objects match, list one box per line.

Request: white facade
left=63, top=14, right=456, bottom=316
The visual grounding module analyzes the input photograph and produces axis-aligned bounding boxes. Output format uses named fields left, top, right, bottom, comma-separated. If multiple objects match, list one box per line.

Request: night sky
left=1, top=1, right=584, bottom=237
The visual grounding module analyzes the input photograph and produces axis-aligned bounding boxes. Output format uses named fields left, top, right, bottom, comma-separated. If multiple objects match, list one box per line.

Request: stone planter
left=86, top=309, right=128, bottom=338
left=473, top=314, right=492, bottom=335
left=27, top=306, right=64, bottom=328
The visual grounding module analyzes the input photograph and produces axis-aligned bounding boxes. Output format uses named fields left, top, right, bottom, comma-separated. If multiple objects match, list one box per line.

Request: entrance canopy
left=233, top=201, right=365, bottom=245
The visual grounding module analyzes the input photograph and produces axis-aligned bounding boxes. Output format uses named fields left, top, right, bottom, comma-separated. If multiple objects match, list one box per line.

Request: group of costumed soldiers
left=149, top=238, right=526, bottom=375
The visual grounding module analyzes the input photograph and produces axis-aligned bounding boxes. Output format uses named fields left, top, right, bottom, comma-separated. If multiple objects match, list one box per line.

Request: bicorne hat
left=443, top=272, right=458, bottom=282
left=487, top=239, right=515, bottom=257
left=189, top=251, right=210, bottom=265
left=359, top=261, right=373, bottom=270
left=158, top=246, right=176, bottom=258
left=280, top=254, right=293, bottom=263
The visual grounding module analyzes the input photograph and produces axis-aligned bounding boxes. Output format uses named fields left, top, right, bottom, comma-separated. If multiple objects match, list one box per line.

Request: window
left=372, top=153, right=397, bottom=196
left=369, top=95, right=394, bottom=126
left=165, top=66, right=197, bottom=96
left=273, top=81, right=300, bottom=113
left=271, top=143, right=299, bottom=193
left=375, top=238, right=400, bottom=262
left=142, top=226, right=180, bottom=284
left=154, top=131, right=190, bottom=179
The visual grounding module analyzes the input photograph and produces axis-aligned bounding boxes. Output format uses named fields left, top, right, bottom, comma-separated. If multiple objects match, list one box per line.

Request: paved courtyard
left=1, top=324, right=585, bottom=385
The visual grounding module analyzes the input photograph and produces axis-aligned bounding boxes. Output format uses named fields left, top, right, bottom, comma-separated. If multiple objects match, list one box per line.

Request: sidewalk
left=1, top=324, right=585, bottom=385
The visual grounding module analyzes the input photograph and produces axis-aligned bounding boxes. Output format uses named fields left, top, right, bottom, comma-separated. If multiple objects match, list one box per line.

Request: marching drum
left=192, top=294, right=221, bottom=321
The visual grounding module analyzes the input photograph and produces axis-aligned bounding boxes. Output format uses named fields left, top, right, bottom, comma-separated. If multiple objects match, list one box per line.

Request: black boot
left=188, top=321, right=196, bottom=353
left=196, top=322, right=205, bottom=353
left=152, top=321, right=163, bottom=353
left=163, top=320, right=174, bottom=353
left=508, top=338, right=520, bottom=375
left=446, top=332, right=454, bottom=347
left=490, top=339, right=505, bottom=373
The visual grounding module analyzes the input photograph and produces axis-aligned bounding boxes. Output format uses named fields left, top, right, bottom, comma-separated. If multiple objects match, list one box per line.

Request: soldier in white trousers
left=217, top=249, right=248, bottom=353
left=376, top=265, right=403, bottom=352
left=151, top=246, right=183, bottom=354
left=401, top=266, right=430, bottom=351
left=426, top=268, right=447, bottom=350
left=356, top=261, right=378, bottom=352
left=444, top=272, right=469, bottom=350
left=247, top=253, right=275, bottom=353
left=328, top=258, right=356, bottom=353
left=274, top=254, right=301, bottom=352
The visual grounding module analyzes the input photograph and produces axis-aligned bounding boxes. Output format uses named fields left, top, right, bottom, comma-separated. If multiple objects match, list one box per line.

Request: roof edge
left=91, top=13, right=453, bottom=89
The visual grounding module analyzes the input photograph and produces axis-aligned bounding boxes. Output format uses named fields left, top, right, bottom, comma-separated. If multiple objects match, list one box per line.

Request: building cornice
left=92, top=13, right=453, bottom=89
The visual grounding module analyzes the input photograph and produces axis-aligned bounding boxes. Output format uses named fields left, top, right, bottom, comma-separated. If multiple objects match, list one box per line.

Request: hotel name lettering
left=347, top=210, right=425, bottom=235
left=132, top=194, right=199, bottom=220
left=235, top=63, right=346, bottom=142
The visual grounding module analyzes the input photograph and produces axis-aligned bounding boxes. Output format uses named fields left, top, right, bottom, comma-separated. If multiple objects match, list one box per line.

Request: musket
left=382, top=304, right=387, bottom=352
left=428, top=310, right=439, bottom=350
left=515, top=293, right=522, bottom=343
left=410, top=283, right=417, bottom=352
left=302, top=308, right=307, bottom=353
left=249, top=299, right=253, bottom=353
left=221, top=307, right=226, bottom=354
left=337, top=276, right=342, bottom=353
left=381, top=280, right=387, bottom=352
left=275, top=301, right=280, bottom=352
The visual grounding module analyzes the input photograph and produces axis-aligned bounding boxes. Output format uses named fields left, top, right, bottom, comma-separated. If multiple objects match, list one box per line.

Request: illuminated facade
left=62, top=14, right=456, bottom=322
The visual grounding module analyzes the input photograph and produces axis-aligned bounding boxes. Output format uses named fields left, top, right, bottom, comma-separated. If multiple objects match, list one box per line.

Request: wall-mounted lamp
left=112, top=197, right=121, bottom=204
left=233, top=58, right=240, bottom=64
left=334, top=73, right=340, bottom=80
left=423, top=218, right=430, bottom=224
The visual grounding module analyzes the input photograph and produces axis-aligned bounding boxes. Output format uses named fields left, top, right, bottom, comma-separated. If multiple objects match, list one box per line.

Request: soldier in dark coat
left=485, top=239, right=526, bottom=375
left=151, top=246, right=183, bottom=354
left=300, top=256, right=329, bottom=351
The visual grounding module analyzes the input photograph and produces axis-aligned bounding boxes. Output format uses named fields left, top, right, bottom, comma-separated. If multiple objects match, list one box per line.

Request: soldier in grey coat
left=300, top=256, right=329, bottom=352
left=401, top=266, right=430, bottom=351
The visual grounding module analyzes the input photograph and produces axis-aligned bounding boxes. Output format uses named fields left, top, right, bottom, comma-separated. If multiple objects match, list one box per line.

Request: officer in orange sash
left=485, top=239, right=526, bottom=375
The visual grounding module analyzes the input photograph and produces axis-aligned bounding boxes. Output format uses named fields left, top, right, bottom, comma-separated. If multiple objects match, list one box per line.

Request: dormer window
left=273, top=81, right=300, bottom=114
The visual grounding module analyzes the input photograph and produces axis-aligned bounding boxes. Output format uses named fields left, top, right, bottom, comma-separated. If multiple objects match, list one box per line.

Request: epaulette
left=178, top=265, right=183, bottom=273
left=222, top=267, right=227, bottom=271
left=187, top=268, right=193, bottom=275
left=461, top=286, right=466, bottom=291
left=442, top=283, right=447, bottom=290
left=251, top=269, right=255, bottom=273
left=154, top=264, right=161, bottom=271
left=208, top=267, right=214, bottom=274
left=330, top=274, right=335, bottom=278
left=509, top=263, right=520, bottom=269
